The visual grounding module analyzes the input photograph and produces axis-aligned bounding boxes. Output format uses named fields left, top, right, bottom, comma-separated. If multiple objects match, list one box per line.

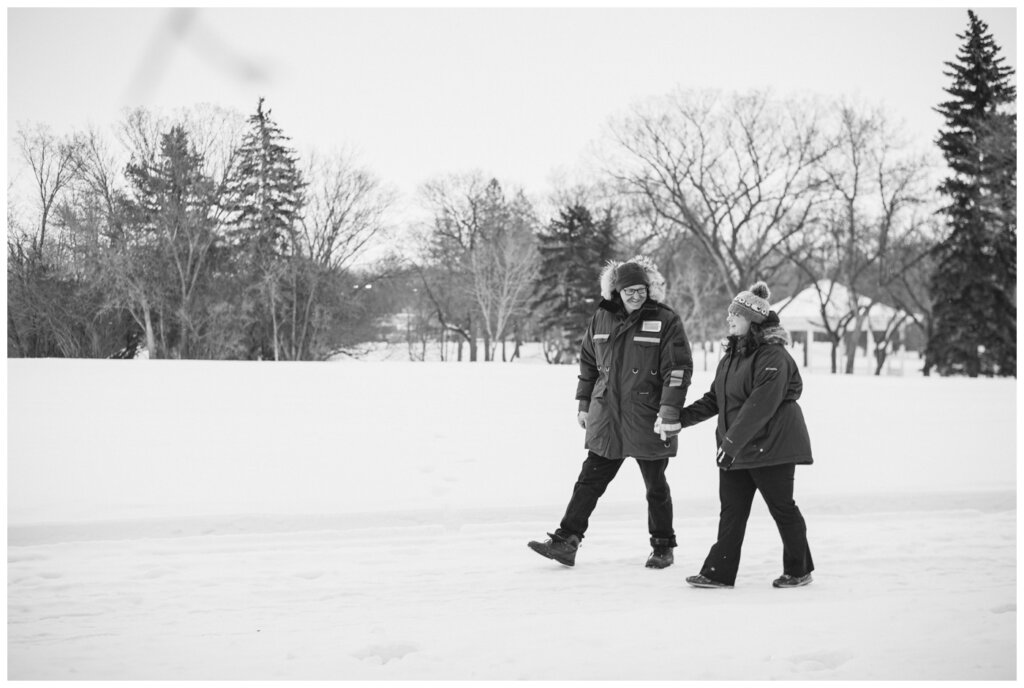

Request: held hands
left=654, top=405, right=682, bottom=440
left=654, top=415, right=682, bottom=441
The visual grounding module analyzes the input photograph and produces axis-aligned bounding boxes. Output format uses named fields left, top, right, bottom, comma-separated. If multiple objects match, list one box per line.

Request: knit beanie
left=728, top=281, right=772, bottom=324
left=613, top=262, right=649, bottom=293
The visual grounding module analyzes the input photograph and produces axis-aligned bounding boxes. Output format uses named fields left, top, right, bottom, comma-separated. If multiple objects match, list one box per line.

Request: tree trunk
left=8, top=312, right=25, bottom=357
left=165, top=315, right=174, bottom=357
left=921, top=320, right=934, bottom=377
left=872, top=350, right=888, bottom=376
left=844, top=330, right=858, bottom=374
left=268, top=283, right=280, bottom=361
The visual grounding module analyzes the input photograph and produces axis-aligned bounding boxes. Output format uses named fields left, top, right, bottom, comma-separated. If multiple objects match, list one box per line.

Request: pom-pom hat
left=728, top=281, right=772, bottom=324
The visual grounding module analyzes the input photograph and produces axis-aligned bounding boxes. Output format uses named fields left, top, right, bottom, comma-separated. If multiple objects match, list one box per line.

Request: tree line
left=7, top=11, right=1014, bottom=376
left=9, top=100, right=395, bottom=360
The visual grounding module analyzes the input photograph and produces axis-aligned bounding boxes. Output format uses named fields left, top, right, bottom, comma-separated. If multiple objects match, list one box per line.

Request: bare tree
left=471, top=189, right=541, bottom=361
left=299, top=151, right=392, bottom=271
left=8, top=125, right=89, bottom=356
left=605, top=89, right=834, bottom=296
left=284, top=151, right=394, bottom=359
left=805, top=102, right=938, bottom=373
left=417, top=175, right=541, bottom=362
left=15, top=124, right=83, bottom=257
left=655, top=231, right=730, bottom=371
left=417, top=173, right=488, bottom=361
left=877, top=225, right=941, bottom=375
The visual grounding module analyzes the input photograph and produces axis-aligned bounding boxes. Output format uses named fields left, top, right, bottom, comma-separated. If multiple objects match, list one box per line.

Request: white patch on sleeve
left=641, top=320, right=662, bottom=333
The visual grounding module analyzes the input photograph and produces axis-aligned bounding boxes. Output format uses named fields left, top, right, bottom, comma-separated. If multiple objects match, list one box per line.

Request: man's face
left=621, top=284, right=648, bottom=313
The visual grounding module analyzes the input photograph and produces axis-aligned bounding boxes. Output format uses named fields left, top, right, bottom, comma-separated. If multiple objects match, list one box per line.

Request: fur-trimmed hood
left=599, top=256, right=667, bottom=302
left=762, top=320, right=792, bottom=346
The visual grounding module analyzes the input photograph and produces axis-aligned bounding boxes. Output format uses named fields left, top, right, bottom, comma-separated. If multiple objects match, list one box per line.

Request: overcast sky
left=6, top=6, right=1018, bottom=215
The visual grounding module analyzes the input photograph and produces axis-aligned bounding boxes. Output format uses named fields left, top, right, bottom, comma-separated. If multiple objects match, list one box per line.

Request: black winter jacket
left=679, top=325, right=813, bottom=470
left=576, top=298, right=693, bottom=460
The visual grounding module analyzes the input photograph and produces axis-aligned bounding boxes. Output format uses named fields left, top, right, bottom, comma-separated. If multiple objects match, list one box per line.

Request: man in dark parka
left=528, top=256, right=693, bottom=568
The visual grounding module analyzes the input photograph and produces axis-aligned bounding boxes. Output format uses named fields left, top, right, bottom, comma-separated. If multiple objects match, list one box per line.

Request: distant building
left=773, top=281, right=924, bottom=372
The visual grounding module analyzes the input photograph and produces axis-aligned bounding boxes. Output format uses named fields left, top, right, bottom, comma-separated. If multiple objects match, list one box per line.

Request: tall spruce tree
left=124, top=125, right=220, bottom=359
left=928, top=10, right=1016, bottom=377
left=222, top=98, right=306, bottom=359
left=533, top=204, right=617, bottom=362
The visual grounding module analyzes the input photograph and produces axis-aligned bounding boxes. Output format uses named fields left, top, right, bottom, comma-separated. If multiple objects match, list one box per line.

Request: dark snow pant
left=556, top=451, right=676, bottom=546
left=700, top=462, right=813, bottom=586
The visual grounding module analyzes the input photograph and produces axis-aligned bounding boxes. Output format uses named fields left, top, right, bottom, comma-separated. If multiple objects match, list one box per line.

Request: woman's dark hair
left=725, top=311, right=781, bottom=357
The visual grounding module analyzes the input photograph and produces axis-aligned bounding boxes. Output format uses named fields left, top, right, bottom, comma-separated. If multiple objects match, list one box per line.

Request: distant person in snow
left=528, top=257, right=693, bottom=569
left=680, top=282, right=815, bottom=589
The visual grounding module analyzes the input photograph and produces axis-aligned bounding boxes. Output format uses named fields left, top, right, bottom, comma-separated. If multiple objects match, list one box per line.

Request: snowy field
left=7, top=358, right=1017, bottom=680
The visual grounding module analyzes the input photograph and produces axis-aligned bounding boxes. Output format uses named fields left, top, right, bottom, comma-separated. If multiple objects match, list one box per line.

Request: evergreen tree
left=927, top=10, right=1016, bottom=377
left=222, top=98, right=307, bottom=359
left=124, top=125, right=220, bottom=358
left=533, top=204, right=617, bottom=363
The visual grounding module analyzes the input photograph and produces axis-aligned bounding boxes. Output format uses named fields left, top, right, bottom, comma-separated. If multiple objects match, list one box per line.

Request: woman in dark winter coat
left=528, top=256, right=693, bottom=569
left=682, top=282, right=815, bottom=589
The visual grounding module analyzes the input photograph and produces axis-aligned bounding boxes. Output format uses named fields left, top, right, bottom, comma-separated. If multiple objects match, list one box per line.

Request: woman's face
left=727, top=311, right=751, bottom=337
left=620, top=284, right=648, bottom=313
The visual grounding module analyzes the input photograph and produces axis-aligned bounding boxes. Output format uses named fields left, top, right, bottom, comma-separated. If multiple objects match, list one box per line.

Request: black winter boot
left=645, top=537, right=675, bottom=569
left=772, top=573, right=813, bottom=588
left=686, top=574, right=733, bottom=589
left=527, top=532, right=580, bottom=567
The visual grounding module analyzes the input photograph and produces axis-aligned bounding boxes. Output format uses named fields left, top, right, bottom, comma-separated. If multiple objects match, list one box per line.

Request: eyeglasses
left=621, top=287, right=648, bottom=298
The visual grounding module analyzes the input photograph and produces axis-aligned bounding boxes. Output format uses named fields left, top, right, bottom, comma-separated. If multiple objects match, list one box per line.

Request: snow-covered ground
left=7, top=359, right=1017, bottom=680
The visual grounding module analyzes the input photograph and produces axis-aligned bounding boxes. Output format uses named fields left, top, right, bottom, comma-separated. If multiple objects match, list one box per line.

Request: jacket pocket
left=633, top=388, right=660, bottom=410
left=632, top=337, right=660, bottom=373
left=745, top=417, right=775, bottom=460
left=593, top=333, right=611, bottom=366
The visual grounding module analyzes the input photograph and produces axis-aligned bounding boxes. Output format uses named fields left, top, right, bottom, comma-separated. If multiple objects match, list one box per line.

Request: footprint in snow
left=787, top=650, right=853, bottom=671
left=294, top=571, right=324, bottom=580
left=352, top=643, right=418, bottom=665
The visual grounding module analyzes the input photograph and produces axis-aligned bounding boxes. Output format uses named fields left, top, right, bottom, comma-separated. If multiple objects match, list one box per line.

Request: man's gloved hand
left=577, top=410, right=589, bottom=429
left=716, top=446, right=735, bottom=469
left=655, top=405, right=682, bottom=440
